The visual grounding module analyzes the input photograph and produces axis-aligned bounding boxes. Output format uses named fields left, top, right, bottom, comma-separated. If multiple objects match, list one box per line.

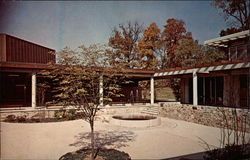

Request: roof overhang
left=204, top=30, right=249, bottom=47
left=154, top=60, right=250, bottom=77
left=0, top=62, right=155, bottom=79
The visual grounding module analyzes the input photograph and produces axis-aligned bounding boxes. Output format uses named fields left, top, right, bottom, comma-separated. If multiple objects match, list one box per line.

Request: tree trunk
left=90, top=120, right=95, bottom=160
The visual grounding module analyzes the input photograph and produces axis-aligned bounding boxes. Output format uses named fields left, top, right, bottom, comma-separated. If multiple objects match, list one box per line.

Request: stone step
left=143, top=109, right=159, bottom=112
left=141, top=106, right=160, bottom=116
left=144, top=107, right=159, bottom=111
left=141, top=111, right=159, bottom=115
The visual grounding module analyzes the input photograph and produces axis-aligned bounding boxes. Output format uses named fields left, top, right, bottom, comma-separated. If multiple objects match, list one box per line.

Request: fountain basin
left=110, top=114, right=161, bottom=128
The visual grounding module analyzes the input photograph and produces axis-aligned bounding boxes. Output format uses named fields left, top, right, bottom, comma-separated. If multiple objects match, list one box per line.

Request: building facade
left=0, top=30, right=249, bottom=108
left=0, top=34, right=55, bottom=107
left=155, top=30, right=250, bottom=108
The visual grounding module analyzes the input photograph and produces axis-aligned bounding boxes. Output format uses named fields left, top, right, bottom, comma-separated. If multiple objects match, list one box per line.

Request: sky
left=0, top=1, right=227, bottom=51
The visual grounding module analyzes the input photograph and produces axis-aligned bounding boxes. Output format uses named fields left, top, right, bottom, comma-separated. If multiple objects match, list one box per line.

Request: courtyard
left=1, top=111, right=228, bottom=160
left=1, top=1, right=250, bottom=160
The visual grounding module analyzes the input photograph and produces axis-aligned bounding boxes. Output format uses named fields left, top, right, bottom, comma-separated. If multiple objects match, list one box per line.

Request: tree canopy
left=212, top=0, right=249, bottom=35
left=108, top=21, right=143, bottom=69
left=137, top=23, right=161, bottom=70
left=40, top=44, right=126, bottom=160
left=162, top=18, right=192, bottom=68
left=175, top=38, right=227, bottom=68
left=175, top=38, right=203, bottom=68
left=107, top=18, right=227, bottom=70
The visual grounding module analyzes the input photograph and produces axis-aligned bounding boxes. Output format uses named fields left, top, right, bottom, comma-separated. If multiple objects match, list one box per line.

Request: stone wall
left=0, top=106, right=149, bottom=121
left=0, top=109, right=56, bottom=120
left=160, top=103, right=250, bottom=132
left=97, top=105, right=149, bottom=116
left=1, top=104, right=249, bottom=133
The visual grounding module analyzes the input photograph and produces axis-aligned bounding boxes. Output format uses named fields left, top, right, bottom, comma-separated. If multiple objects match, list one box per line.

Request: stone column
left=150, top=77, right=154, bottom=104
left=99, top=75, right=104, bottom=106
left=32, top=73, right=36, bottom=108
left=193, top=71, right=198, bottom=106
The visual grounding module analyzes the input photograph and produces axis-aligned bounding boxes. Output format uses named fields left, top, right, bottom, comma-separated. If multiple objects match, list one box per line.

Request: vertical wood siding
left=5, top=35, right=55, bottom=64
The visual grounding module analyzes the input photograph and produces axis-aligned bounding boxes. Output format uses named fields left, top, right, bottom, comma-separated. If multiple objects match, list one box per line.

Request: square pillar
left=32, top=73, right=36, bottom=108
left=184, top=78, right=189, bottom=103
left=223, top=75, right=230, bottom=106
left=150, top=77, right=154, bottom=104
left=193, top=71, right=198, bottom=106
left=99, top=75, right=103, bottom=106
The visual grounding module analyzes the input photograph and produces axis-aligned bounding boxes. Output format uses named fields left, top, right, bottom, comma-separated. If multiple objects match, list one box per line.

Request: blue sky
left=0, top=1, right=227, bottom=51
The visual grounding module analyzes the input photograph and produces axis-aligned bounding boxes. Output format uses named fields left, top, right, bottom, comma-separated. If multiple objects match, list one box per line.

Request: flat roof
left=0, top=62, right=155, bottom=78
left=1, top=60, right=250, bottom=78
left=204, top=30, right=249, bottom=47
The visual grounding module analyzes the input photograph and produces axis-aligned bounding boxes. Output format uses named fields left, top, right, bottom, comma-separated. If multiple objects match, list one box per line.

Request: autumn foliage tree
left=40, top=44, right=125, bottom=160
left=162, top=18, right=192, bottom=68
left=174, top=38, right=203, bottom=68
left=175, top=39, right=227, bottom=68
left=156, top=18, right=192, bottom=100
left=108, top=18, right=227, bottom=101
left=108, top=21, right=143, bottom=69
left=137, top=23, right=161, bottom=70
left=202, top=46, right=227, bottom=64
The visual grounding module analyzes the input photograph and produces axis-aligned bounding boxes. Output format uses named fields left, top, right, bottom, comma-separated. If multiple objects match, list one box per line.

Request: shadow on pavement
left=70, top=130, right=136, bottom=149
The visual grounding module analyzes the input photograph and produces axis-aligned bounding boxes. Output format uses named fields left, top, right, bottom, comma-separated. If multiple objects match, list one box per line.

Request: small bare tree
left=40, top=44, right=126, bottom=160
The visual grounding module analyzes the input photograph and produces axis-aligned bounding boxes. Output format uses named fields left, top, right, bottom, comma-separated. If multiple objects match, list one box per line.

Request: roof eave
left=204, top=30, right=249, bottom=47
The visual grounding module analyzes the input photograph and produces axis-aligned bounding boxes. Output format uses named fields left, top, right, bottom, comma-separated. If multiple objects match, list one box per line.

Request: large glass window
left=229, top=44, right=248, bottom=60
left=195, top=76, right=224, bottom=106
left=240, top=75, right=249, bottom=108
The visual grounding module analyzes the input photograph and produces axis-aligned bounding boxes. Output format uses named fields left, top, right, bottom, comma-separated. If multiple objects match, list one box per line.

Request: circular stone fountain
left=109, top=114, right=161, bottom=128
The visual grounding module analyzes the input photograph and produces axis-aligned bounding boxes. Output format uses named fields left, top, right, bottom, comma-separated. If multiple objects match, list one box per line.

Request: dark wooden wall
left=0, top=72, right=31, bottom=107
left=0, top=34, right=55, bottom=64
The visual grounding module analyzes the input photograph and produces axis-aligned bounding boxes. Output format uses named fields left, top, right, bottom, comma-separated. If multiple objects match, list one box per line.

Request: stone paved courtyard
left=0, top=116, right=236, bottom=160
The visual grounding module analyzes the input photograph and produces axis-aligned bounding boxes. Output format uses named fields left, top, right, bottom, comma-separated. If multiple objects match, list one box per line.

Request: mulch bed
left=59, top=148, right=131, bottom=160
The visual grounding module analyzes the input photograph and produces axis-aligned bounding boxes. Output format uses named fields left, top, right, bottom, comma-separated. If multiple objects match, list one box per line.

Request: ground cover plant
left=3, top=109, right=82, bottom=123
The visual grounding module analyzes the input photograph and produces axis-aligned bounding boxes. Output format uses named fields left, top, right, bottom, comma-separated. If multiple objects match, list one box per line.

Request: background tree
left=202, top=46, right=227, bottom=64
left=137, top=23, right=161, bottom=70
left=108, top=21, right=143, bottom=69
left=157, top=33, right=169, bottom=70
left=40, top=44, right=125, bottom=160
left=162, top=18, right=192, bottom=68
left=212, top=0, right=249, bottom=30
left=175, top=38, right=203, bottom=67
left=158, top=18, right=192, bottom=101
left=175, top=39, right=227, bottom=67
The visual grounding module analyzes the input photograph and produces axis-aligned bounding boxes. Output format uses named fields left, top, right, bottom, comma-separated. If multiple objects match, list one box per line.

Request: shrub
left=54, top=109, right=81, bottom=120
left=16, top=115, right=27, bottom=122
left=65, top=109, right=77, bottom=120
left=5, top=115, right=16, bottom=122
left=54, top=109, right=66, bottom=119
left=204, top=144, right=250, bottom=160
left=30, top=117, right=41, bottom=122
